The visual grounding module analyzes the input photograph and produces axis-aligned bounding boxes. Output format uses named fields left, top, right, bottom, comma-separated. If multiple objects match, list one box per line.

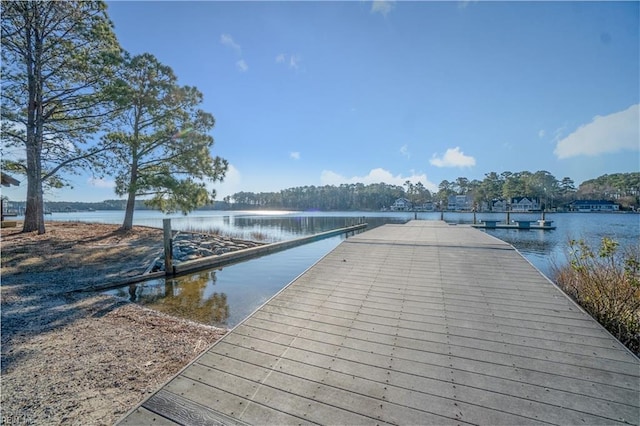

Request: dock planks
left=120, top=221, right=639, bottom=425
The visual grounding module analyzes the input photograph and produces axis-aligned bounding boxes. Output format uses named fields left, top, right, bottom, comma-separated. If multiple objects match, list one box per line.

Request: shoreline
left=0, top=222, right=243, bottom=424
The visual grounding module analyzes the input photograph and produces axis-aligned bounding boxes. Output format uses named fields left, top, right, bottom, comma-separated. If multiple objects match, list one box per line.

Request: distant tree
left=104, top=53, right=228, bottom=230
left=502, top=172, right=526, bottom=200
left=529, top=170, right=560, bottom=209
left=577, top=172, right=640, bottom=209
left=454, top=177, right=470, bottom=194
left=436, top=180, right=455, bottom=209
left=230, top=182, right=405, bottom=211
left=404, top=180, right=416, bottom=208
left=413, top=182, right=431, bottom=206
left=1, top=1, right=121, bottom=234
left=559, top=177, right=577, bottom=204
left=479, top=172, right=503, bottom=205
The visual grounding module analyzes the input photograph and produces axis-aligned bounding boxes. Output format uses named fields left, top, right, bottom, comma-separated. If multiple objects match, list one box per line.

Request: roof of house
left=571, top=200, right=617, bottom=205
left=511, top=196, right=537, bottom=203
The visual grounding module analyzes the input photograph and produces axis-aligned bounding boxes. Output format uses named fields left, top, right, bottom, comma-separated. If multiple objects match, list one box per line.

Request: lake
left=42, top=209, right=639, bottom=328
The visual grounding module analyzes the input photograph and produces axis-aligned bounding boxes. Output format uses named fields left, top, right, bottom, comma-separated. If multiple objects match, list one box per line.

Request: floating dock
left=119, top=221, right=638, bottom=425
left=472, top=219, right=556, bottom=230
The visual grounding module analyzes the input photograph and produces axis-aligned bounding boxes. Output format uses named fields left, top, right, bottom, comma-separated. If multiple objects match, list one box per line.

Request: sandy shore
left=1, top=222, right=229, bottom=425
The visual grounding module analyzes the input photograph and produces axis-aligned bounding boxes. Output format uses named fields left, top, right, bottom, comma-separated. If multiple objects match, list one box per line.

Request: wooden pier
left=119, top=221, right=639, bottom=425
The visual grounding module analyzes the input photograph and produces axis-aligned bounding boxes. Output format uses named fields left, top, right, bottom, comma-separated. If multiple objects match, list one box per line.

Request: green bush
left=553, top=237, right=640, bottom=356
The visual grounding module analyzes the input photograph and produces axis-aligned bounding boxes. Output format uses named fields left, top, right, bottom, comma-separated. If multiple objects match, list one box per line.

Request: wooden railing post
left=163, top=218, right=173, bottom=275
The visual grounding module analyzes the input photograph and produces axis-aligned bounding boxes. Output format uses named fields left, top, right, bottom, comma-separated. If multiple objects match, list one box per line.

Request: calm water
left=47, top=209, right=637, bottom=328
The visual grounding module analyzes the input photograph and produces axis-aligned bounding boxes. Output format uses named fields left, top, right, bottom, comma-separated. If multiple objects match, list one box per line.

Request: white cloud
left=289, top=54, right=300, bottom=69
left=289, top=152, right=301, bottom=160
left=371, top=0, right=394, bottom=16
left=221, top=34, right=247, bottom=73
left=276, top=53, right=301, bottom=70
left=538, top=129, right=546, bottom=139
left=554, top=104, right=640, bottom=159
left=236, top=59, right=248, bottom=72
left=320, top=168, right=438, bottom=192
left=429, top=147, right=476, bottom=168
left=400, top=144, right=410, bottom=159
left=87, top=177, right=115, bottom=189
left=457, top=0, right=477, bottom=9
left=220, top=34, right=241, bottom=54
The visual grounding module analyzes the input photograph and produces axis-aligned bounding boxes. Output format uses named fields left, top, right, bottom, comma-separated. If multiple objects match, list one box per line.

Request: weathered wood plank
left=119, top=221, right=639, bottom=426
left=143, top=389, right=250, bottom=426
left=220, top=330, right=638, bottom=423
left=119, top=407, right=178, bottom=425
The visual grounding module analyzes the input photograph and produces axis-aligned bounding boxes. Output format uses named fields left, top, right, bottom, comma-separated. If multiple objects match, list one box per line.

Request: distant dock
left=472, top=219, right=556, bottom=230
left=120, top=221, right=638, bottom=425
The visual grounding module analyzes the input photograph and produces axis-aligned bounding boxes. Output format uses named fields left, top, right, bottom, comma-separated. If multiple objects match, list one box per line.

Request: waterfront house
left=569, top=200, right=619, bottom=212
left=510, top=197, right=540, bottom=212
left=420, top=201, right=435, bottom=211
left=447, top=194, right=473, bottom=211
left=492, top=199, right=507, bottom=212
left=390, top=198, right=412, bottom=211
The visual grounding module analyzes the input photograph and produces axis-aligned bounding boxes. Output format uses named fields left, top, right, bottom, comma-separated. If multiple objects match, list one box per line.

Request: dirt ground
left=1, top=222, right=227, bottom=425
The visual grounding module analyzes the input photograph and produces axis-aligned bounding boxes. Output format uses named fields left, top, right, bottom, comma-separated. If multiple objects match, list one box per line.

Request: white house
left=510, top=197, right=540, bottom=212
left=390, top=198, right=412, bottom=211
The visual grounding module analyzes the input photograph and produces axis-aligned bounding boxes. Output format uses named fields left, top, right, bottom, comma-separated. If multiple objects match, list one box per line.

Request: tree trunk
left=121, top=161, right=138, bottom=230
left=23, top=140, right=45, bottom=234
left=23, top=150, right=43, bottom=234
left=122, top=189, right=136, bottom=231
left=21, top=4, right=46, bottom=234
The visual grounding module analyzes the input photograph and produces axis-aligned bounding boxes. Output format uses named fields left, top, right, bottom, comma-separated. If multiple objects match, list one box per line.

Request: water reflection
left=104, top=212, right=639, bottom=328
left=484, top=229, right=560, bottom=256
left=116, top=271, right=230, bottom=326
left=171, top=214, right=406, bottom=242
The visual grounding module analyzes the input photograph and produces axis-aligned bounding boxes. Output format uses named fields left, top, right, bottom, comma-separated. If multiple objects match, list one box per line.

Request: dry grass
left=1, top=222, right=227, bottom=424
left=553, top=237, right=640, bottom=356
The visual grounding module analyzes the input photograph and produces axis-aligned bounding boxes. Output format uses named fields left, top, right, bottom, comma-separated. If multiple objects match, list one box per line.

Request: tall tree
left=454, top=177, right=470, bottom=194
left=480, top=172, right=503, bottom=203
left=105, top=53, right=228, bottom=230
left=1, top=1, right=121, bottom=233
left=436, top=180, right=455, bottom=209
left=529, top=170, right=560, bottom=208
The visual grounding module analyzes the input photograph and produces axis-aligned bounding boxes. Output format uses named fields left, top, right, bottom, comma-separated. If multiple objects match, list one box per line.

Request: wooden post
left=163, top=219, right=173, bottom=275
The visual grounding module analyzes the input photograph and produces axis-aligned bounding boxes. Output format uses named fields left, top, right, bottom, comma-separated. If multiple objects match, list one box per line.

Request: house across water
left=570, top=200, right=619, bottom=212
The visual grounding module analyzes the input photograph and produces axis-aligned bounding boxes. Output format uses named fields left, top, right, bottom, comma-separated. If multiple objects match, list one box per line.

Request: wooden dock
left=119, top=221, right=639, bottom=425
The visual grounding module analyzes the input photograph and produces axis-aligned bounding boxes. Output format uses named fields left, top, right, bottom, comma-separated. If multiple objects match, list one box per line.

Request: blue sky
left=3, top=1, right=639, bottom=203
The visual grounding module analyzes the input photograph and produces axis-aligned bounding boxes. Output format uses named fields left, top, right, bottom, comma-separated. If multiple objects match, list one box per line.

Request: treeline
left=8, top=171, right=635, bottom=212
left=228, top=183, right=405, bottom=211
left=228, top=171, right=640, bottom=211
left=46, top=200, right=148, bottom=212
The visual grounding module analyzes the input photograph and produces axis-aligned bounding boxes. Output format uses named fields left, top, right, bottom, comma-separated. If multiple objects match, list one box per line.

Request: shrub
left=553, top=237, right=640, bottom=356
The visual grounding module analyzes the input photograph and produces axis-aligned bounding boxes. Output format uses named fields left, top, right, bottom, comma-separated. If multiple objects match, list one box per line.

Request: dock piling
left=163, top=219, right=173, bottom=275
